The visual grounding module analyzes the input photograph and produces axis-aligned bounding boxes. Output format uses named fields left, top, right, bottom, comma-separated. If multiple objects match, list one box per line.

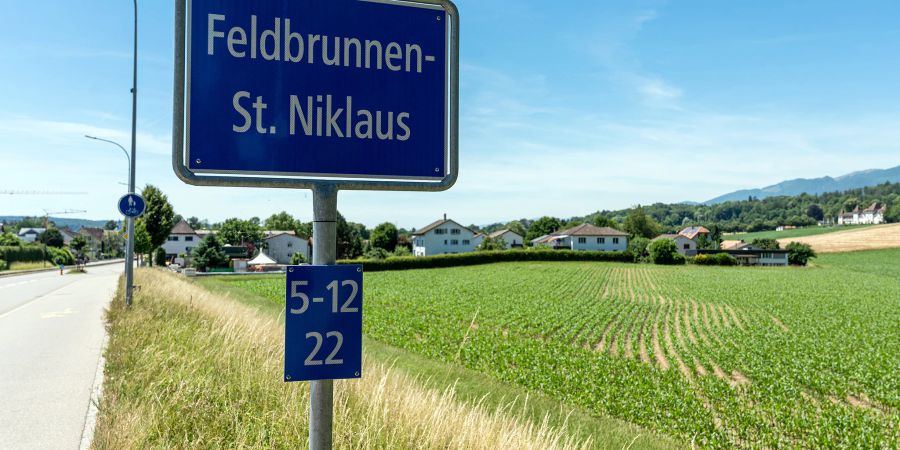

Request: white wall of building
left=555, top=235, right=628, bottom=251
left=265, top=233, right=309, bottom=264
left=412, top=221, right=478, bottom=256
left=494, top=231, right=524, bottom=248
left=163, top=233, right=200, bottom=256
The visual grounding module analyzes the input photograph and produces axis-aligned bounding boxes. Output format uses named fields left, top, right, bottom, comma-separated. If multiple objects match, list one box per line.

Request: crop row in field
left=221, top=250, right=900, bottom=448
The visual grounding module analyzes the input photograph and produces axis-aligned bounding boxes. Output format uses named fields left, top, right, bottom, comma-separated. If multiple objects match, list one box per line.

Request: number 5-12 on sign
left=284, top=264, right=363, bottom=382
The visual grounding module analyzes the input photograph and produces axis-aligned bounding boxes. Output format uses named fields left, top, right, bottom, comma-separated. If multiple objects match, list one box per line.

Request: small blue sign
left=285, top=264, right=363, bottom=382
left=186, top=0, right=452, bottom=181
left=117, top=193, right=146, bottom=218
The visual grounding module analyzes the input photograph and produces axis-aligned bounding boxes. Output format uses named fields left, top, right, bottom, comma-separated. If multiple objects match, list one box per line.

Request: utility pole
left=125, top=0, right=139, bottom=307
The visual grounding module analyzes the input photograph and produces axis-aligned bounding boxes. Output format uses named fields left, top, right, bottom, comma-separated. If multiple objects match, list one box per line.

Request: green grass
left=196, top=275, right=676, bottom=449
left=6, top=261, right=51, bottom=271
left=725, top=225, right=869, bottom=242
left=222, top=250, right=900, bottom=448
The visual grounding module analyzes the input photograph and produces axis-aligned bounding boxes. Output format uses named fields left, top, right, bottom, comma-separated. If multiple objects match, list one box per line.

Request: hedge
left=338, top=249, right=633, bottom=272
left=0, top=245, right=47, bottom=263
left=46, top=247, right=75, bottom=265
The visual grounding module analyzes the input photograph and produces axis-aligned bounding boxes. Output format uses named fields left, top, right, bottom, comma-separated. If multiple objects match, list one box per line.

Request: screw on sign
left=285, top=265, right=363, bottom=382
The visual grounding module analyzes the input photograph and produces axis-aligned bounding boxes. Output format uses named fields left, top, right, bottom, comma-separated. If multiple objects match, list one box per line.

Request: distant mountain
left=0, top=216, right=116, bottom=231
left=704, top=165, right=900, bottom=205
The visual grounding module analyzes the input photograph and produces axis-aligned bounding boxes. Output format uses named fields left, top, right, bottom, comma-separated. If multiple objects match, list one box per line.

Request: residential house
left=79, top=227, right=106, bottom=259
left=162, top=220, right=201, bottom=258
left=652, top=233, right=697, bottom=256
left=17, top=227, right=45, bottom=243
left=696, top=248, right=789, bottom=266
left=838, top=203, right=887, bottom=225
left=59, top=228, right=80, bottom=246
left=411, top=215, right=478, bottom=256
left=720, top=240, right=753, bottom=251
left=471, top=233, right=485, bottom=248
left=678, top=226, right=710, bottom=241
left=488, top=229, right=524, bottom=249
left=533, top=224, right=628, bottom=251
left=263, top=231, right=309, bottom=264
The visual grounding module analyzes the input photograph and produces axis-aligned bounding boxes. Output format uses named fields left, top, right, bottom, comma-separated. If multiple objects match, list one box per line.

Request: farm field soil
left=221, top=249, right=900, bottom=448
left=776, top=222, right=900, bottom=252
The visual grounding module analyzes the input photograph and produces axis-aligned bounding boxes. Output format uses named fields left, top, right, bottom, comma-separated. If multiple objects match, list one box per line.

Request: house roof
left=651, top=233, right=682, bottom=241
left=862, top=202, right=886, bottom=213
left=170, top=219, right=197, bottom=235
left=553, top=223, right=628, bottom=237
left=678, top=226, right=710, bottom=240
left=59, top=228, right=80, bottom=239
left=80, top=227, right=105, bottom=240
left=720, top=240, right=751, bottom=250
left=411, top=218, right=474, bottom=236
left=18, top=227, right=46, bottom=236
left=264, top=230, right=306, bottom=241
left=488, top=228, right=522, bottom=239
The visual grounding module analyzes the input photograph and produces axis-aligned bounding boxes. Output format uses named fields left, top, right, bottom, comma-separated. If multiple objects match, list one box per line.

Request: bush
left=786, top=242, right=816, bottom=266
left=0, top=245, right=47, bottom=263
left=714, top=253, right=738, bottom=266
left=649, top=239, right=683, bottom=265
left=363, top=247, right=391, bottom=260
left=155, top=248, right=168, bottom=266
left=290, top=252, right=307, bottom=265
left=338, top=249, right=633, bottom=272
left=627, top=237, right=651, bottom=262
left=0, top=259, right=7, bottom=270
left=46, top=247, right=75, bottom=265
left=392, top=246, right=412, bottom=257
left=693, top=254, right=717, bottom=266
left=191, top=234, right=229, bottom=272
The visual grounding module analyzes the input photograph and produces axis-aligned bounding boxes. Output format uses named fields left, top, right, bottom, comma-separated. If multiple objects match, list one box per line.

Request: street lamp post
left=86, top=135, right=136, bottom=307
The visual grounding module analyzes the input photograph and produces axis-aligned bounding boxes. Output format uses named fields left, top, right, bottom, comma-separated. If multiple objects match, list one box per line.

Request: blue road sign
left=117, top=193, right=146, bottom=218
left=181, top=0, right=457, bottom=184
left=285, top=264, right=363, bottom=382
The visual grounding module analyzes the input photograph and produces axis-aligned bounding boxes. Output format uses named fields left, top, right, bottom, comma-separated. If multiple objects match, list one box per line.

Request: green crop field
left=216, top=250, right=900, bottom=448
left=725, top=225, right=869, bottom=242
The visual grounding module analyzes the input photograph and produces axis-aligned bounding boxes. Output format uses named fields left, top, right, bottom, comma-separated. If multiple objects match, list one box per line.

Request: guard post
left=172, top=1, right=458, bottom=448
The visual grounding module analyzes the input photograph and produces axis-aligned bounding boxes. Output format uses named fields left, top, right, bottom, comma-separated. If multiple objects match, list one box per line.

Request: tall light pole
left=86, top=135, right=135, bottom=307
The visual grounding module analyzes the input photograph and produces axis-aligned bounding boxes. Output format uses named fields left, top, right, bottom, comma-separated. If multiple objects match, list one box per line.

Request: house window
left=450, top=229, right=461, bottom=235
left=613, top=238, right=619, bottom=244
left=287, top=243, right=293, bottom=248
left=435, top=229, right=446, bottom=235
left=451, top=239, right=459, bottom=245
left=578, top=237, right=587, bottom=244
left=598, top=237, right=605, bottom=244
left=462, top=240, right=470, bottom=245
left=684, top=244, right=690, bottom=250
left=444, top=240, right=448, bottom=245
left=168, top=236, right=179, bottom=242
left=185, top=247, right=192, bottom=253
left=185, top=236, right=194, bottom=242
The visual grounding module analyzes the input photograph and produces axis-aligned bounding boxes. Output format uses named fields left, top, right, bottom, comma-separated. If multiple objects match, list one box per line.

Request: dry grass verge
left=92, top=269, right=594, bottom=449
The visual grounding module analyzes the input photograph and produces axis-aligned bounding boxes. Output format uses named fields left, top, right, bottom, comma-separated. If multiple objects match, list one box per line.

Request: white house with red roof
left=411, top=215, right=478, bottom=256
left=533, top=223, right=629, bottom=251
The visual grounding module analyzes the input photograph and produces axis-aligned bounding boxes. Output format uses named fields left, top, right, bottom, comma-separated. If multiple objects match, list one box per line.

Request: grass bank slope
left=93, top=269, right=670, bottom=449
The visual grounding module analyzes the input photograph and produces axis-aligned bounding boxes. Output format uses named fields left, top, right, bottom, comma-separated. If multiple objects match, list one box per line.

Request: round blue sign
left=118, top=193, right=146, bottom=218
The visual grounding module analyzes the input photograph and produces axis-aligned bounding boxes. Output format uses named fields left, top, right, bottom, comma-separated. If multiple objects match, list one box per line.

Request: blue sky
left=1, top=0, right=899, bottom=228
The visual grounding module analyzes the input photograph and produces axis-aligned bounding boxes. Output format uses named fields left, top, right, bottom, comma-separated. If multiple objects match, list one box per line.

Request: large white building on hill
left=838, top=203, right=886, bottom=225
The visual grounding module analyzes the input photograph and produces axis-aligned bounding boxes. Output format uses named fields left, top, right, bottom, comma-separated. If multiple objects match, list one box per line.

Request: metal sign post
left=172, top=1, right=459, bottom=448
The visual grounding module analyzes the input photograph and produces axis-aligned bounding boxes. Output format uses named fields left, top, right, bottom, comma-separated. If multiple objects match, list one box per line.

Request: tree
left=477, top=236, right=507, bottom=251
left=39, top=229, right=64, bottom=248
left=191, top=234, right=229, bottom=271
left=187, top=216, right=204, bottom=230
left=70, top=235, right=89, bottom=255
left=336, top=212, right=363, bottom=259
left=295, top=221, right=313, bottom=239
left=623, top=206, right=661, bottom=239
left=264, top=211, right=298, bottom=231
left=104, top=220, right=118, bottom=230
left=290, top=251, right=307, bottom=265
left=649, top=239, right=684, bottom=265
left=806, top=204, right=825, bottom=222
left=155, top=247, right=168, bottom=266
left=370, top=222, right=399, bottom=251
left=140, top=185, right=175, bottom=266
left=525, top=216, right=561, bottom=243
left=591, top=215, right=615, bottom=229
left=392, top=245, right=412, bottom=257
left=0, top=232, right=22, bottom=246
left=750, top=238, right=780, bottom=250
left=505, top=220, right=528, bottom=238
left=218, top=218, right=264, bottom=246
left=133, top=220, right=152, bottom=265
left=786, top=242, right=816, bottom=266
left=627, top=237, right=651, bottom=262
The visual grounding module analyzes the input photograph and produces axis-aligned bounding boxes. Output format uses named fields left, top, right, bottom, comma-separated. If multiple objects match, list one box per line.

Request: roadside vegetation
left=225, top=250, right=900, bottom=448
left=94, top=269, right=674, bottom=449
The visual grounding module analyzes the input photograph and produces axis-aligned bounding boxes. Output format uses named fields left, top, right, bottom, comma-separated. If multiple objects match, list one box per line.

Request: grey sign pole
left=310, top=183, right=337, bottom=450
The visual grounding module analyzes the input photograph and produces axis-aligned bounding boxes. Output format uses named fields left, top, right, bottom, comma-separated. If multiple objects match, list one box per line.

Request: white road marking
left=42, top=308, right=77, bottom=319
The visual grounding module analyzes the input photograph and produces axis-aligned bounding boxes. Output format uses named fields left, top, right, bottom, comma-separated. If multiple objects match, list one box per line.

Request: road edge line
left=79, top=314, right=110, bottom=450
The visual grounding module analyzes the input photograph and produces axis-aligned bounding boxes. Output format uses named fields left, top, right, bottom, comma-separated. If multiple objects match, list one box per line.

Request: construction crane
left=42, top=209, right=87, bottom=228
left=1, top=190, right=87, bottom=195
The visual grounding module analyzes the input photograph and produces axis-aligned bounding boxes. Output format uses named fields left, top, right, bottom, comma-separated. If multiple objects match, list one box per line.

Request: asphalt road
left=0, top=263, right=123, bottom=450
